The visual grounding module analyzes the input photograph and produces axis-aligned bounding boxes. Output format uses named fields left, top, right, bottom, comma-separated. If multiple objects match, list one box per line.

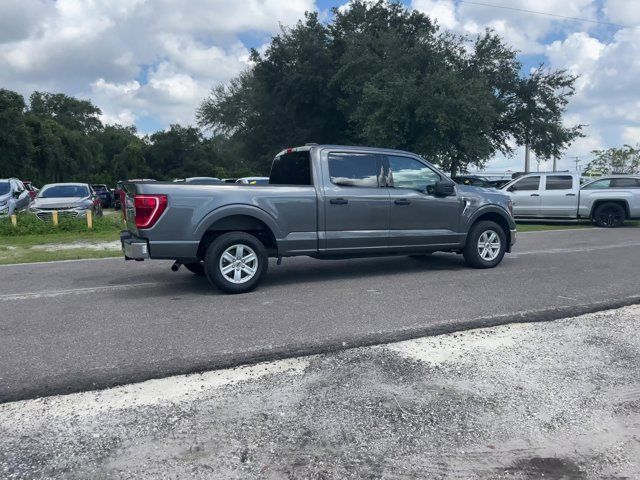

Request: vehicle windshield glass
left=0, top=182, right=10, bottom=195
left=92, top=185, right=108, bottom=192
left=39, top=185, right=89, bottom=198
left=270, top=151, right=312, bottom=185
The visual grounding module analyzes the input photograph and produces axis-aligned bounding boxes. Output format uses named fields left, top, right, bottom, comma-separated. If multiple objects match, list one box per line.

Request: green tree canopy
left=198, top=0, right=581, bottom=175
left=585, top=145, right=640, bottom=175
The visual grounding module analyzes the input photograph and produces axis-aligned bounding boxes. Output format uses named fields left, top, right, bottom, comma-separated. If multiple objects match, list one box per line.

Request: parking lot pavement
left=1, top=305, right=638, bottom=479
left=1, top=227, right=640, bottom=402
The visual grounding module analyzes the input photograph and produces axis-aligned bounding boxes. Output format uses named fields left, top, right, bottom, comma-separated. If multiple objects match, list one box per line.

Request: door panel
left=508, top=176, right=541, bottom=216
left=385, top=155, right=461, bottom=247
left=322, top=152, right=390, bottom=252
left=540, top=175, right=578, bottom=217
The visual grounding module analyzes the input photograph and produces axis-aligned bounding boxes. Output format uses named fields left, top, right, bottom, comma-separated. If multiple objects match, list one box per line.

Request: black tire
left=593, top=202, right=625, bottom=228
left=184, top=262, right=205, bottom=276
left=204, top=231, right=268, bottom=294
left=463, top=220, right=507, bottom=269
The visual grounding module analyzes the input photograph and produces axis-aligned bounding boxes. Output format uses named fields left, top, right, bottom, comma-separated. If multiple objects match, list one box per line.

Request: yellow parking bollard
left=52, top=210, right=58, bottom=226
left=10, top=214, right=17, bottom=227
left=87, top=210, right=93, bottom=229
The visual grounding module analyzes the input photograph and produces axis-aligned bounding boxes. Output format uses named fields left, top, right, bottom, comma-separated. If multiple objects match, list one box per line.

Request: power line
left=457, top=1, right=631, bottom=29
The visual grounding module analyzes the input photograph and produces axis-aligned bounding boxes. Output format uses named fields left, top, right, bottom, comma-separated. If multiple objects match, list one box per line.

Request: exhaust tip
left=171, top=261, right=181, bottom=272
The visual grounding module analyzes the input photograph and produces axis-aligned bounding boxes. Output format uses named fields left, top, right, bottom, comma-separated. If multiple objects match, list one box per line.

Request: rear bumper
left=120, top=230, right=149, bottom=260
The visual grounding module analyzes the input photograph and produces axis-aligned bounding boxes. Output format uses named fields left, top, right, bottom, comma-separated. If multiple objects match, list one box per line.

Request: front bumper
left=121, top=230, right=149, bottom=260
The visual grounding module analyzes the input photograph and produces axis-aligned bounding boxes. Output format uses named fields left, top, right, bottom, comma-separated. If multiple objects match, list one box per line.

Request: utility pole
left=524, top=143, right=530, bottom=173
left=552, top=155, right=557, bottom=172
left=573, top=156, right=580, bottom=173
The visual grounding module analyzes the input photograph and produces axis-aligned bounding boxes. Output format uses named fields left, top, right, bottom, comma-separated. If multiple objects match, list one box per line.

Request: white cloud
left=602, top=0, right=640, bottom=25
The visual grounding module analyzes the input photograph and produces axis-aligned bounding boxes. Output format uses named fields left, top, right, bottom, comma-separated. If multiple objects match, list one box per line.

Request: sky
left=1, top=0, right=639, bottom=172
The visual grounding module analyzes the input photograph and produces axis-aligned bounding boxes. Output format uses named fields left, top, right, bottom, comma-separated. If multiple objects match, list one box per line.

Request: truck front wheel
left=204, top=232, right=268, bottom=294
left=463, top=221, right=507, bottom=269
left=593, top=202, right=625, bottom=228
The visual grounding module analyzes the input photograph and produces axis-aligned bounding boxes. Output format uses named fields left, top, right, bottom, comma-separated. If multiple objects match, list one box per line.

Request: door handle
left=566, top=193, right=576, bottom=196
left=394, top=199, right=411, bottom=205
left=330, top=198, right=348, bottom=205
left=530, top=194, right=540, bottom=197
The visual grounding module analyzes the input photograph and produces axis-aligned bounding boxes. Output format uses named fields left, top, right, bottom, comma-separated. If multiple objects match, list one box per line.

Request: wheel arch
left=590, top=199, right=630, bottom=219
left=195, top=206, right=280, bottom=259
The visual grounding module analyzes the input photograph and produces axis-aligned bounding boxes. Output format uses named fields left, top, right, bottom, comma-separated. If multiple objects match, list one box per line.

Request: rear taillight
left=134, top=194, right=167, bottom=229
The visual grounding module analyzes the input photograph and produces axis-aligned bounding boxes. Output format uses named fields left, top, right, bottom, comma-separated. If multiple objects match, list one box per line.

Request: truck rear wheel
left=463, top=221, right=506, bottom=269
left=204, top=232, right=268, bottom=294
left=593, top=202, right=625, bottom=228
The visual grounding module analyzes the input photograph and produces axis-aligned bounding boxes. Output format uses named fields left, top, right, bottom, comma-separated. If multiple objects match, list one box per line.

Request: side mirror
left=434, top=180, right=456, bottom=196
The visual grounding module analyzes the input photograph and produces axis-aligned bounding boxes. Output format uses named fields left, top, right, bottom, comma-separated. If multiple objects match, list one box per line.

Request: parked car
left=451, top=175, right=494, bottom=188
left=121, top=145, right=516, bottom=294
left=501, top=173, right=640, bottom=227
left=22, top=180, right=40, bottom=200
left=91, top=184, right=113, bottom=208
left=0, top=178, right=31, bottom=216
left=30, top=183, right=103, bottom=220
left=235, top=177, right=269, bottom=185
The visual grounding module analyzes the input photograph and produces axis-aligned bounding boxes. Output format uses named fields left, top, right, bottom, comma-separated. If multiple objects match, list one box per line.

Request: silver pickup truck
left=121, top=145, right=516, bottom=293
left=501, top=172, right=640, bottom=227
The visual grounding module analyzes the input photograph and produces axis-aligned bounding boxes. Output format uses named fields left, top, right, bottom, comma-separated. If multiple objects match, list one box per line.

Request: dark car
left=452, top=175, right=494, bottom=188
left=91, top=184, right=113, bottom=208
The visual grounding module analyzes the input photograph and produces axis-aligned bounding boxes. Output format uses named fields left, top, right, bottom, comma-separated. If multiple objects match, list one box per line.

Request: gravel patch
left=1, top=305, right=639, bottom=479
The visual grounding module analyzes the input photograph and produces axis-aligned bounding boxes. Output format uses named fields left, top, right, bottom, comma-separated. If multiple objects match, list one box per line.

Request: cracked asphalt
left=1, top=305, right=639, bottom=479
left=1, top=227, right=640, bottom=402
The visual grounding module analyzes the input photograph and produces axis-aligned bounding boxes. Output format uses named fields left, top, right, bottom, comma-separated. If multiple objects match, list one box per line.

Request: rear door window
left=328, top=152, right=382, bottom=188
left=545, top=175, right=574, bottom=190
left=611, top=178, right=640, bottom=188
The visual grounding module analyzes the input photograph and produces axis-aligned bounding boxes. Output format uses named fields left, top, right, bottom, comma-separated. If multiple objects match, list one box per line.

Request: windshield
left=92, top=185, right=108, bottom=192
left=0, top=182, right=9, bottom=195
left=39, top=185, right=89, bottom=198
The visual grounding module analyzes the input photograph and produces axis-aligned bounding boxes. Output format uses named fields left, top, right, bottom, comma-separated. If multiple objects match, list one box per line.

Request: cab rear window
left=269, top=151, right=312, bottom=185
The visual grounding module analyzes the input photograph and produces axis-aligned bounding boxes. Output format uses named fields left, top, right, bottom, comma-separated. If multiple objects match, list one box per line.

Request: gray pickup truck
left=121, top=145, right=516, bottom=293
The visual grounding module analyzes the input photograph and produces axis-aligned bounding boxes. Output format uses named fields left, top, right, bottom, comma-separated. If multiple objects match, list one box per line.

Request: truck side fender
left=465, top=205, right=515, bottom=230
left=193, top=204, right=283, bottom=241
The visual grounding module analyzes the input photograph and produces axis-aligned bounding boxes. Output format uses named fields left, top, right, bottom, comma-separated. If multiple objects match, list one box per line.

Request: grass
left=0, top=213, right=124, bottom=264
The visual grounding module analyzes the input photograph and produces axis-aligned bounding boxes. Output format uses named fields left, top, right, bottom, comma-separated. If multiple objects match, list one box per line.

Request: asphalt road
left=1, top=227, right=639, bottom=402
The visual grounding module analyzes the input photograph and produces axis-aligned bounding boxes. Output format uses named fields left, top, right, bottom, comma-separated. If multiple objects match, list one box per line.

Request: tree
left=29, top=92, right=103, bottom=134
left=198, top=11, right=339, bottom=173
left=0, top=89, right=32, bottom=179
left=198, top=0, right=581, bottom=175
left=585, top=145, right=640, bottom=175
left=508, top=67, right=583, bottom=172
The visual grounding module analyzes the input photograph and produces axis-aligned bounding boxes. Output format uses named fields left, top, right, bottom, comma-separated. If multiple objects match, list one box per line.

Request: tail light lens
left=134, top=194, right=167, bottom=229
